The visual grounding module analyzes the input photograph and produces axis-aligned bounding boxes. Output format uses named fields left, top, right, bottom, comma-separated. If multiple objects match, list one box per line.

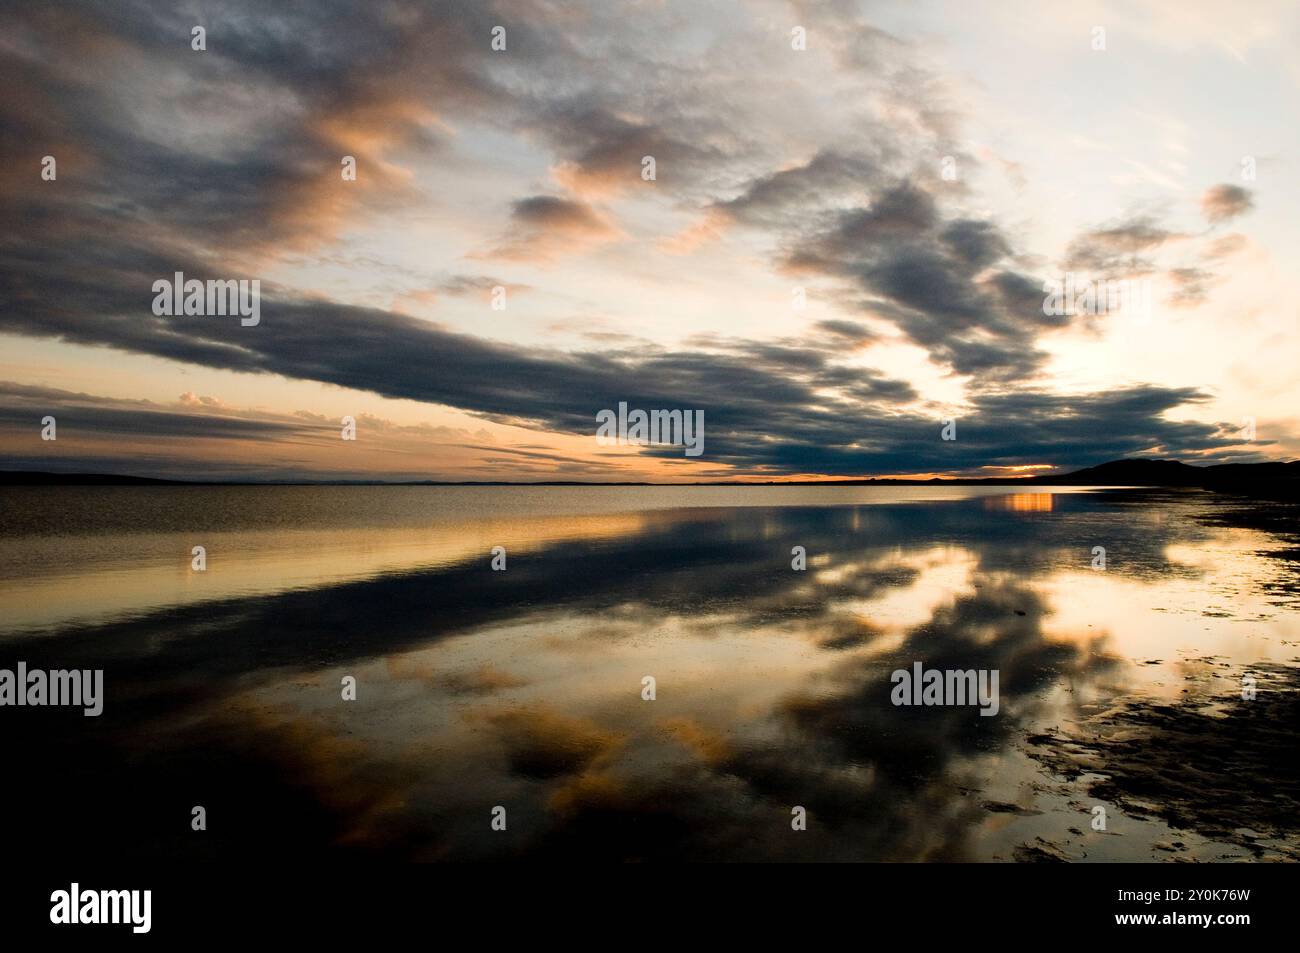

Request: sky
left=1, top=0, right=1297, bottom=482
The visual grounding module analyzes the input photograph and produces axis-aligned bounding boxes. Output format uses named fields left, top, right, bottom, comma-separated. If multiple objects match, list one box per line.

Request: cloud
left=1200, top=184, right=1254, bottom=225
left=0, top=381, right=506, bottom=480
left=437, top=274, right=519, bottom=297
left=716, top=150, right=882, bottom=226
left=179, top=391, right=230, bottom=409
left=542, top=103, right=722, bottom=198
left=484, top=707, right=623, bottom=779
left=480, top=195, right=623, bottom=261
left=0, top=258, right=1257, bottom=478
left=779, top=182, right=1055, bottom=380
left=1064, top=216, right=1181, bottom=277
left=0, top=0, right=1280, bottom=480
left=1059, top=197, right=1256, bottom=313
left=813, top=320, right=881, bottom=346
left=1166, top=266, right=1216, bottom=308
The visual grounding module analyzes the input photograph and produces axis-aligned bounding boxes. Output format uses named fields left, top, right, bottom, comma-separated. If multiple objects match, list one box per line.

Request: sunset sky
left=2, top=0, right=1297, bottom=481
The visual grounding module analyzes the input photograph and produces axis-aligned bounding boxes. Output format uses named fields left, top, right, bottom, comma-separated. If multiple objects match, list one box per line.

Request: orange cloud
left=477, top=195, right=623, bottom=263
left=1200, top=184, right=1254, bottom=225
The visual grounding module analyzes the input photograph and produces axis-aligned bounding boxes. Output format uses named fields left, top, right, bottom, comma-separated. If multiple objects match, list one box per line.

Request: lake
left=1, top=484, right=1297, bottom=861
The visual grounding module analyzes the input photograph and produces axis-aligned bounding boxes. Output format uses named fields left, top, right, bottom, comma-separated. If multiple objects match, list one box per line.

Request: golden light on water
left=983, top=492, right=1056, bottom=512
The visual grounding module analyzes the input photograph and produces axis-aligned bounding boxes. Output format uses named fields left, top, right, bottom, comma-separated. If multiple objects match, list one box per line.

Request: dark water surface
left=2, top=485, right=1297, bottom=861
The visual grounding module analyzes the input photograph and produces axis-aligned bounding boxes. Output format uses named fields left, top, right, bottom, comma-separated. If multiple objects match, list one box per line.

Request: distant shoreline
left=2, top=458, right=1296, bottom=497
left=0, top=471, right=1074, bottom=487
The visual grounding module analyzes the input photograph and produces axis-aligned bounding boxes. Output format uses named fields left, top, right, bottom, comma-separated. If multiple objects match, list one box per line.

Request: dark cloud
left=511, top=195, right=603, bottom=229
left=813, top=319, right=880, bottom=344
left=941, top=219, right=1013, bottom=269
left=780, top=182, right=1053, bottom=380
left=717, top=150, right=883, bottom=225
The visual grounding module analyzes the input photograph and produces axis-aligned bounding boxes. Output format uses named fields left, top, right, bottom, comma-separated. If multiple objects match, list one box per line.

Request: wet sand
left=1025, top=660, right=1300, bottom=862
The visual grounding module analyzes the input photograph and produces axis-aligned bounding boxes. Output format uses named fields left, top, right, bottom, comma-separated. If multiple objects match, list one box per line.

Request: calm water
left=2, top=485, right=1297, bottom=861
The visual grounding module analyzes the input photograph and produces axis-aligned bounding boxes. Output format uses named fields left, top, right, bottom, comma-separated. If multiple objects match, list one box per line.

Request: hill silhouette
left=1030, top=458, right=1300, bottom=499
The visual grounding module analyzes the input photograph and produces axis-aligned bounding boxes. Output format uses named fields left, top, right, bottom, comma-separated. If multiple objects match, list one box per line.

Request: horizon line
left=3, top=458, right=1297, bottom=488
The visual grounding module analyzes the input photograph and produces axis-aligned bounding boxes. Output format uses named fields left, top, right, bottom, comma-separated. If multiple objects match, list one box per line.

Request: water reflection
left=1, top=486, right=1296, bottom=861
left=983, top=492, right=1055, bottom=512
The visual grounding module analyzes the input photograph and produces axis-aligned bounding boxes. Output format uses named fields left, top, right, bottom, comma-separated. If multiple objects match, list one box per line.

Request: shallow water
left=1, top=484, right=1297, bottom=861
